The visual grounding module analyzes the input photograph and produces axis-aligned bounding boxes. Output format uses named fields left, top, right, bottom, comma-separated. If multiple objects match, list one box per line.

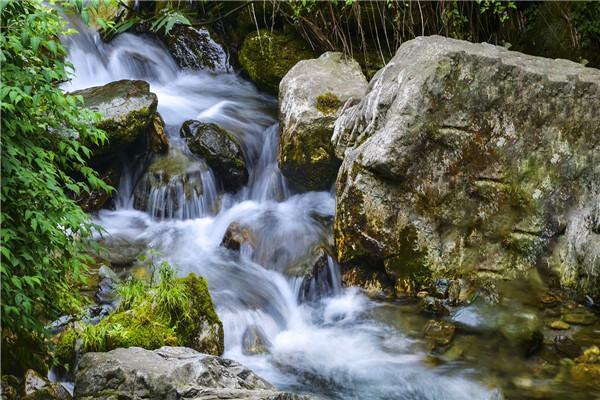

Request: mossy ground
left=54, top=268, right=223, bottom=369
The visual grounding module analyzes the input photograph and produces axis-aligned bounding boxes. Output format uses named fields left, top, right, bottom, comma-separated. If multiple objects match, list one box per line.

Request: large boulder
left=333, top=36, right=600, bottom=297
left=74, top=346, right=315, bottom=400
left=160, top=25, right=229, bottom=72
left=181, top=120, right=248, bottom=192
left=73, top=79, right=158, bottom=158
left=278, top=52, right=368, bottom=191
left=239, top=29, right=316, bottom=94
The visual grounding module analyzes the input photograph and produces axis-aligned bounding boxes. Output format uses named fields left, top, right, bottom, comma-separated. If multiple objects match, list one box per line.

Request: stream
left=62, top=23, right=498, bottom=400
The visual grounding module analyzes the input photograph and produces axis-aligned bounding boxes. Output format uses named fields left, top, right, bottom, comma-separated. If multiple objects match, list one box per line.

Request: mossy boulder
left=278, top=52, right=368, bottom=190
left=333, top=36, right=600, bottom=298
left=55, top=273, right=224, bottom=368
left=133, top=149, right=207, bottom=218
left=239, top=29, right=316, bottom=94
left=181, top=120, right=248, bottom=192
left=72, top=79, right=158, bottom=159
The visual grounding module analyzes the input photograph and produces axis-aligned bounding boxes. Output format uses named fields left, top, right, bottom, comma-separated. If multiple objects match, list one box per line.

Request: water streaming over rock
left=63, top=22, right=495, bottom=400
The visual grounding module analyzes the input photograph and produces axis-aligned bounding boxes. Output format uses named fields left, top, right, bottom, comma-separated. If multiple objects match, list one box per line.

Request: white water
left=63, top=22, right=495, bottom=400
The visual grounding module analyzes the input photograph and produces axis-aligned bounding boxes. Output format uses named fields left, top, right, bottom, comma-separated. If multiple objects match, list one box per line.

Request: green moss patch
left=54, top=266, right=223, bottom=369
left=315, top=92, right=341, bottom=115
left=239, top=29, right=315, bottom=94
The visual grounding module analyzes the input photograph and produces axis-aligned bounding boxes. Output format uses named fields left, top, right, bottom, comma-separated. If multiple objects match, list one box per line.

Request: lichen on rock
left=333, top=35, right=600, bottom=298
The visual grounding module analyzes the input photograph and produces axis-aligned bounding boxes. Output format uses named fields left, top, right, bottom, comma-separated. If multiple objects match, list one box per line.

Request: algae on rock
left=239, top=29, right=316, bottom=94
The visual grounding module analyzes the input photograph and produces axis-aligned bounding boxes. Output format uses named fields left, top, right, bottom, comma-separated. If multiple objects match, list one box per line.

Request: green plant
left=116, top=277, right=147, bottom=311
left=153, top=262, right=191, bottom=325
left=0, top=0, right=110, bottom=374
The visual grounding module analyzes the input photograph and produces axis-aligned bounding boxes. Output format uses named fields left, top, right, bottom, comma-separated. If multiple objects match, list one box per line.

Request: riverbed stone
left=181, top=120, right=248, bottom=192
left=278, top=52, right=368, bottom=191
left=221, top=222, right=255, bottom=252
left=563, top=309, right=597, bottom=326
left=239, top=29, right=316, bottom=94
left=549, top=320, right=571, bottom=330
left=242, top=326, right=271, bottom=355
left=72, top=79, right=158, bottom=159
left=424, top=320, right=456, bottom=347
left=554, top=335, right=582, bottom=359
left=74, top=346, right=315, bottom=400
left=333, top=35, right=600, bottom=297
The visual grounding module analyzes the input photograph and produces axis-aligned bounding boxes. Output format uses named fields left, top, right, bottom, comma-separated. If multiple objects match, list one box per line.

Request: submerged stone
left=242, top=326, right=271, bottom=355
left=563, top=309, right=597, bottom=326
left=549, top=320, right=571, bottom=330
left=424, top=320, right=456, bottom=347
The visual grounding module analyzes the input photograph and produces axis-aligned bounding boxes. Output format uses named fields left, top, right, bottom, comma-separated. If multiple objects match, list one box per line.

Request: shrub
left=0, top=0, right=109, bottom=374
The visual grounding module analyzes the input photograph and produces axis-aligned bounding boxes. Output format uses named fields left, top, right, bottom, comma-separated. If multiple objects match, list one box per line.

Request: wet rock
left=95, top=235, right=147, bottom=266
left=278, top=52, right=368, bottom=190
left=569, top=363, right=600, bottom=391
left=160, top=25, right=229, bottom=72
left=147, top=112, right=169, bottom=154
left=221, top=222, right=255, bottom=252
left=133, top=149, right=208, bottom=218
left=239, top=29, right=316, bottom=94
left=498, top=311, right=543, bottom=356
left=181, top=120, right=248, bottom=192
left=554, top=335, right=582, bottom=359
left=72, top=80, right=158, bottom=159
left=76, top=162, right=121, bottom=212
left=242, top=326, right=271, bottom=355
left=298, top=248, right=336, bottom=303
left=433, top=278, right=450, bottom=299
left=23, top=369, right=71, bottom=400
left=333, top=35, right=600, bottom=295
left=420, top=296, right=449, bottom=316
left=96, top=265, right=120, bottom=307
left=549, top=320, right=571, bottom=330
left=563, top=309, right=597, bottom=326
left=341, top=266, right=395, bottom=299
left=74, top=346, right=315, bottom=400
left=424, top=320, right=456, bottom=347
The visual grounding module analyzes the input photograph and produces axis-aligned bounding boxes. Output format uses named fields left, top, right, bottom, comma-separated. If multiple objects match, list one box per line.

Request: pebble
left=549, top=320, right=570, bottom=330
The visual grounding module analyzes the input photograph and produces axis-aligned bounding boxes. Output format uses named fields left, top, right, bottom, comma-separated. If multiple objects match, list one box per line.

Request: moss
left=54, top=328, right=78, bottom=367
left=383, top=226, right=431, bottom=293
left=315, top=92, right=341, bottom=115
left=54, top=270, right=223, bottom=369
left=239, top=29, right=315, bottom=94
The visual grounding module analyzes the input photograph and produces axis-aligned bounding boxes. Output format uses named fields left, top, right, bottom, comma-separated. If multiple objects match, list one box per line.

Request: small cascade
left=64, top=18, right=494, bottom=400
left=132, top=149, right=219, bottom=219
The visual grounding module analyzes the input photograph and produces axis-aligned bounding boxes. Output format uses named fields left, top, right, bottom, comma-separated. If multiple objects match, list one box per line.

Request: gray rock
left=74, top=346, right=315, bottom=400
left=96, top=265, right=120, bottom=306
left=23, top=369, right=71, bottom=400
left=278, top=52, right=368, bottom=191
left=161, top=25, right=229, bottom=72
left=181, top=120, right=248, bottom=192
left=333, top=35, right=600, bottom=297
left=72, top=80, right=158, bottom=158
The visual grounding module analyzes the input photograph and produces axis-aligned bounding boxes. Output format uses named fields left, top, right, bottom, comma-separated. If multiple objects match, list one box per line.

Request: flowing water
left=62, top=23, right=498, bottom=400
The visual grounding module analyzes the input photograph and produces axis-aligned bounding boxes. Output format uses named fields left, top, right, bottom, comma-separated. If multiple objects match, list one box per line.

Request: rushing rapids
left=62, top=22, right=496, bottom=400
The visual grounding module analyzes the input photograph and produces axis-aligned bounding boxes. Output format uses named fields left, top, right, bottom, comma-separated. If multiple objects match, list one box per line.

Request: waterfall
left=64, top=22, right=493, bottom=400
